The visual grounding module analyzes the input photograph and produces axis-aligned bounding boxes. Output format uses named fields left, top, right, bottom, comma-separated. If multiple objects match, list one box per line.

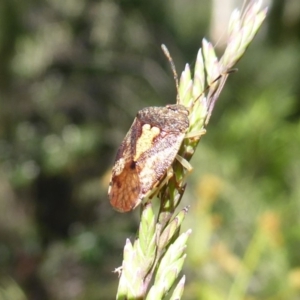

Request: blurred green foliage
left=0, top=0, right=300, bottom=299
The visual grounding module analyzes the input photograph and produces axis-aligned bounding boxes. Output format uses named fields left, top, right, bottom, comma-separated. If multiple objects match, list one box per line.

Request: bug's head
left=161, top=44, right=234, bottom=130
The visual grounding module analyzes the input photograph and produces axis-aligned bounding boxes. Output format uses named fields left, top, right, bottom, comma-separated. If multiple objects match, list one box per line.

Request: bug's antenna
left=161, top=44, right=180, bottom=103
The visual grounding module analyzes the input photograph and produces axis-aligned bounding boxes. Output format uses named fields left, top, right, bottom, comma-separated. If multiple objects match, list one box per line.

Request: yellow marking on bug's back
left=134, top=124, right=160, bottom=161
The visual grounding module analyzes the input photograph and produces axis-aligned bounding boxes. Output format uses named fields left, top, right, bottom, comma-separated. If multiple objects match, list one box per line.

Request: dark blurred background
left=1, top=0, right=300, bottom=299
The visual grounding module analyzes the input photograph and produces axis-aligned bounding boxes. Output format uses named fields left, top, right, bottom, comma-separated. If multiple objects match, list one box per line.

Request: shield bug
left=108, top=45, right=207, bottom=212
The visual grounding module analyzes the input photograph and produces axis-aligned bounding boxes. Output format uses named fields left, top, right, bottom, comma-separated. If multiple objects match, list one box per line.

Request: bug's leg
left=175, top=128, right=206, bottom=178
left=184, top=128, right=206, bottom=139
left=146, top=168, right=174, bottom=201
left=175, top=154, right=194, bottom=186
left=175, top=154, right=193, bottom=172
left=141, top=168, right=175, bottom=221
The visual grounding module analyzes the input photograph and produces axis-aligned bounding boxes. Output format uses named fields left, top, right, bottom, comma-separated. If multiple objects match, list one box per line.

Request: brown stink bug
left=108, top=45, right=208, bottom=212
